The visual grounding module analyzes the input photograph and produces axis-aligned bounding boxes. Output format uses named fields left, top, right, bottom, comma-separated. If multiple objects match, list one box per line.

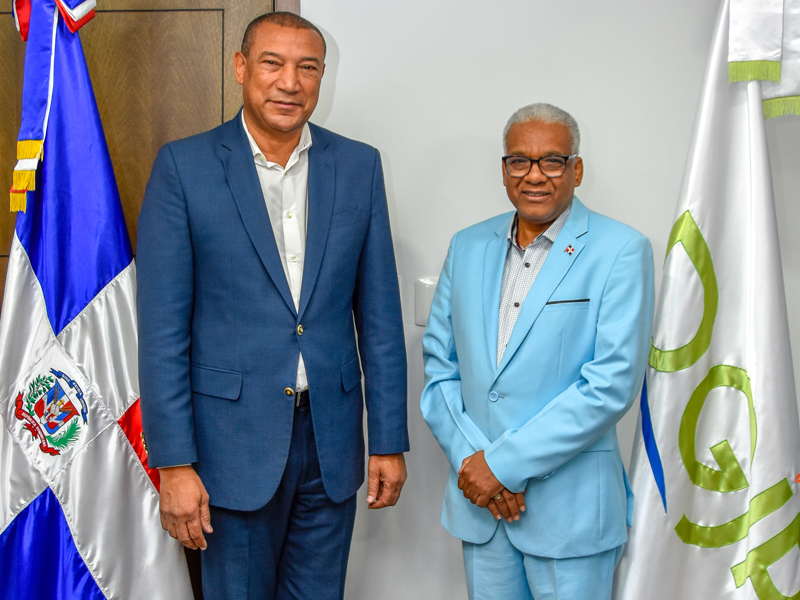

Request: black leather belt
left=295, top=389, right=310, bottom=408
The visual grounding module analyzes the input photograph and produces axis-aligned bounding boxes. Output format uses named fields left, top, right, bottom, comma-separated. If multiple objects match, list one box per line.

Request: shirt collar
left=507, top=204, right=571, bottom=249
left=241, top=111, right=312, bottom=169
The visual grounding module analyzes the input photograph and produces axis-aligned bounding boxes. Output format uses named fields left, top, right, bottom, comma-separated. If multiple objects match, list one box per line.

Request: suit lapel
left=494, top=198, right=590, bottom=379
left=298, top=124, right=335, bottom=318
left=483, top=215, right=514, bottom=371
left=220, top=113, right=296, bottom=314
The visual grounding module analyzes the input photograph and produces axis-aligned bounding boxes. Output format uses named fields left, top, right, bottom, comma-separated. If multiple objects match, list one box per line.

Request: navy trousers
left=201, top=405, right=358, bottom=600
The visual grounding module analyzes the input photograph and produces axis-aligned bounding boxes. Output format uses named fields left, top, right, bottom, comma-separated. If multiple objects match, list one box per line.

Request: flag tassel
left=10, top=189, right=27, bottom=213
left=9, top=140, right=43, bottom=212
left=12, top=169, right=36, bottom=192
left=17, top=140, right=44, bottom=160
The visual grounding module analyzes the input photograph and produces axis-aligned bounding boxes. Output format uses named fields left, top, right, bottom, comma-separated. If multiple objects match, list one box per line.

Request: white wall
left=301, top=1, right=800, bottom=597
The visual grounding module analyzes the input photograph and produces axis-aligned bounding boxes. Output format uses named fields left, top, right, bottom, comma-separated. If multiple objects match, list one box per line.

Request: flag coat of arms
left=0, top=1, right=193, bottom=597
left=614, top=0, right=800, bottom=598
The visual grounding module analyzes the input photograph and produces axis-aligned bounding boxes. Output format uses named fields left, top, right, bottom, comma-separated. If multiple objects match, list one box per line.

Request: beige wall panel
left=81, top=10, right=223, bottom=252
left=94, top=0, right=273, bottom=121
left=0, top=18, right=25, bottom=256
left=1, top=0, right=271, bottom=267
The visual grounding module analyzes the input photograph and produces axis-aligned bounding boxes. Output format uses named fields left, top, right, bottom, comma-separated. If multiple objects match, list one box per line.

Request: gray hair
left=503, top=103, right=580, bottom=154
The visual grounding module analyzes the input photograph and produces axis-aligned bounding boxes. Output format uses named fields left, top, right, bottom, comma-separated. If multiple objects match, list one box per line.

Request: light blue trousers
left=462, top=522, right=623, bottom=600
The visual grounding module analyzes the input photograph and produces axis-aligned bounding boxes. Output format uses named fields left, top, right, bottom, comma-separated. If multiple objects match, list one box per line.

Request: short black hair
left=241, top=12, right=326, bottom=58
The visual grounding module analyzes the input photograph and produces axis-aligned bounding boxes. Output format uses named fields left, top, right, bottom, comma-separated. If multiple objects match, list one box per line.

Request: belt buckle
left=295, top=389, right=310, bottom=408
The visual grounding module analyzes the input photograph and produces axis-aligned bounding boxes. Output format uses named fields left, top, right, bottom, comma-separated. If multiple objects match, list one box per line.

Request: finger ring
left=493, top=493, right=503, bottom=500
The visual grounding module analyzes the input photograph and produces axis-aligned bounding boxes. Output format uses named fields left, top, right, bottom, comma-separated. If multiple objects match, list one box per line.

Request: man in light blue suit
left=137, top=12, right=408, bottom=600
left=421, top=103, right=655, bottom=600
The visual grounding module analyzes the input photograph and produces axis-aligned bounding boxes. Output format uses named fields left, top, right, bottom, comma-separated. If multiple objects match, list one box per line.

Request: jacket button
left=297, top=324, right=304, bottom=335
left=489, top=391, right=498, bottom=402
left=284, top=387, right=294, bottom=396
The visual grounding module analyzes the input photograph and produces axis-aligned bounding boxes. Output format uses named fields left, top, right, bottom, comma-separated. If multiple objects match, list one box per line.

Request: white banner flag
left=613, top=0, right=800, bottom=598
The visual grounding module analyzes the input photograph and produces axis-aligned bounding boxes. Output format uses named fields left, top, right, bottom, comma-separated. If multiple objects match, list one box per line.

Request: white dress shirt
left=497, top=206, right=571, bottom=365
left=242, top=112, right=312, bottom=391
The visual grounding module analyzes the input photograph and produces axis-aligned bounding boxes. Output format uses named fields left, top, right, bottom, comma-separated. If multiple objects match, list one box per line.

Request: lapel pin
left=564, top=245, right=575, bottom=255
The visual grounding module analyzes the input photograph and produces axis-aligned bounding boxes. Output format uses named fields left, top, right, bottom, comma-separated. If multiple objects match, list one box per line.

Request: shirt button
left=297, top=324, right=304, bottom=335
left=290, top=255, right=298, bottom=262
left=514, top=302, right=520, bottom=308
left=284, top=387, right=294, bottom=396
left=525, top=262, right=530, bottom=268
left=489, top=391, right=498, bottom=402
left=286, top=212, right=293, bottom=219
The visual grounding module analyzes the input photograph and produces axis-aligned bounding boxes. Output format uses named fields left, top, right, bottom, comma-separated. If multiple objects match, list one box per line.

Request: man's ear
left=573, top=156, right=584, bottom=187
left=233, top=51, right=246, bottom=86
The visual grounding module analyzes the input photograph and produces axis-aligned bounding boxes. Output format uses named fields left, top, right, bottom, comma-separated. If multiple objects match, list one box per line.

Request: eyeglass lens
left=505, top=156, right=568, bottom=177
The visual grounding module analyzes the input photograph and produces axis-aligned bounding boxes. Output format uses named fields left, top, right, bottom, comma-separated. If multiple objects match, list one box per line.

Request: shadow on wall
left=312, top=25, right=340, bottom=127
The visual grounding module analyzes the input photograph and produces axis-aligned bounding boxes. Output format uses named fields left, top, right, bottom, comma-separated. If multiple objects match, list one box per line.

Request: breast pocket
left=330, top=208, right=368, bottom=230
left=543, top=298, right=590, bottom=311
left=535, top=299, right=594, bottom=389
left=536, top=298, right=591, bottom=338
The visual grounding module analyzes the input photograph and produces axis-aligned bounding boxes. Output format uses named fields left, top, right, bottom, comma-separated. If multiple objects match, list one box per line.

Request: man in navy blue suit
left=136, top=12, right=409, bottom=599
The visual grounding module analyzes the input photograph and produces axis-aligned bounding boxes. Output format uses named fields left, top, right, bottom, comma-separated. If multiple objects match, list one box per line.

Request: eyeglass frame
left=502, top=153, right=579, bottom=178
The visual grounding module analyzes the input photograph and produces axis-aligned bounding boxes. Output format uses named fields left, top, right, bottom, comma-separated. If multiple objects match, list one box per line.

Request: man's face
left=234, top=22, right=325, bottom=138
left=502, top=120, right=583, bottom=232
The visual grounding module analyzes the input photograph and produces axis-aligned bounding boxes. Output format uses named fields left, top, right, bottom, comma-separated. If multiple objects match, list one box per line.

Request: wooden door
left=0, top=2, right=274, bottom=597
left=0, top=0, right=273, bottom=312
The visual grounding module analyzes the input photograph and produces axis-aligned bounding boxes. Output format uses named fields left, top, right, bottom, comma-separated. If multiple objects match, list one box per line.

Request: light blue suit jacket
left=421, top=198, right=655, bottom=558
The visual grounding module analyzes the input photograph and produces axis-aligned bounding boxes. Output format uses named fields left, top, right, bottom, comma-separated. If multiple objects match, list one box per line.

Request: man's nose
left=523, top=160, right=549, bottom=183
left=276, top=66, right=300, bottom=92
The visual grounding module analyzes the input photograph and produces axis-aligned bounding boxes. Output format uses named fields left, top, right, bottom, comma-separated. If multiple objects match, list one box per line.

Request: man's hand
left=458, top=450, right=504, bottom=507
left=366, top=453, right=407, bottom=509
left=158, top=465, right=213, bottom=550
left=487, top=489, right=526, bottom=522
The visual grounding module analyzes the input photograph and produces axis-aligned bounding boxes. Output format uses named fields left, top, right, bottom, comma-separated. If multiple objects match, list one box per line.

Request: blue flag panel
left=16, top=13, right=132, bottom=336
left=0, top=488, right=105, bottom=600
left=640, top=378, right=667, bottom=512
left=17, top=0, right=54, bottom=142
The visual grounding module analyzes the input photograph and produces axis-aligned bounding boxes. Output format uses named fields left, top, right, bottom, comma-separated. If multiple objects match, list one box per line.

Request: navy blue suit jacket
left=137, top=114, right=409, bottom=510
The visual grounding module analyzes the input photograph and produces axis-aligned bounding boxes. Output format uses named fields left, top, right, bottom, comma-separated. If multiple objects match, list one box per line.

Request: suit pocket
left=191, top=364, right=242, bottom=401
left=330, top=208, right=368, bottom=230
left=341, top=358, right=362, bottom=392
left=543, top=298, right=590, bottom=312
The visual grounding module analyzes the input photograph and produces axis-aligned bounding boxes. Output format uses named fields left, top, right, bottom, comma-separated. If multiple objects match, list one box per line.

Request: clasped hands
left=458, top=450, right=525, bottom=523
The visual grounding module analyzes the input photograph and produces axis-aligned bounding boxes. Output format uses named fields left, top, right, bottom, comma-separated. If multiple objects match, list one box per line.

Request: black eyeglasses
left=502, top=154, right=578, bottom=178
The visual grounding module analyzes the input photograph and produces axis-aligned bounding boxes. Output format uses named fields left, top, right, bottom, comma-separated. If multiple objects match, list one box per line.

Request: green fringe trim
left=763, top=96, right=800, bottom=119
left=729, top=60, right=781, bottom=82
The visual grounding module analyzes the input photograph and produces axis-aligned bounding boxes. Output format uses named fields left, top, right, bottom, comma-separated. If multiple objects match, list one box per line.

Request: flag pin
left=564, top=245, right=575, bottom=255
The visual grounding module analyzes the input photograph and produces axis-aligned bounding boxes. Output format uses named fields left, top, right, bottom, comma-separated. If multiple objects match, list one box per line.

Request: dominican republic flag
left=0, top=1, right=192, bottom=598
left=614, top=0, right=800, bottom=598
